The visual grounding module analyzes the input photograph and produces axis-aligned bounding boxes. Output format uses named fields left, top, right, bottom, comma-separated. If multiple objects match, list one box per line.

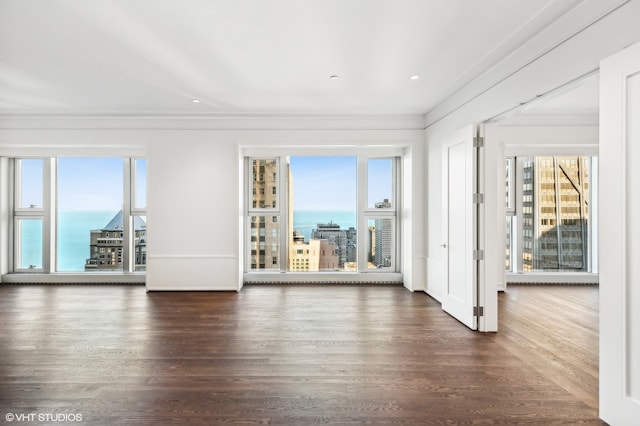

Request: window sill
left=1, top=273, right=145, bottom=284
left=506, top=272, right=598, bottom=284
left=243, top=272, right=402, bottom=284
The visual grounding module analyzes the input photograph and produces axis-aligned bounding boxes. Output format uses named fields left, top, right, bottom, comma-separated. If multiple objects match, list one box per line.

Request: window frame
left=360, top=156, right=398, bottom=272
left=510, top=154, right=596, bottom=274
left=10, top=156, right=146, bottom=275
left=244, top=150, right=402, bottom=281
left=12, top=158, right=52, bottom=273
left=505, top=157, right=515, bottom=216
left=245, top=157, right=285, bottom=273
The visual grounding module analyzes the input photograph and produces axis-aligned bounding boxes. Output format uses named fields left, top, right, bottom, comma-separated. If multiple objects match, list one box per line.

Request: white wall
left=147, top=127, right=425, bottom=291
left=599, top=39, right=640, bottom=425
left=424, top=0, right=640, bottom=302
left=0, top=117, right=425, bottom=290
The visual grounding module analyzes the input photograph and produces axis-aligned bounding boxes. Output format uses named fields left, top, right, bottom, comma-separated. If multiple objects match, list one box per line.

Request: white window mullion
left=244, top=157, right=251, bottom=272
left=131, top=158, right=147, bottom=272
left=43, top=158, right=55, bottom=273
left=515, top=157, right=524, bottom=273
left=122, top=158, right=132, bottom=272
left=6, top=159, right=15, bottom=272
left=394, top=156, right=400, bottom=270
left=590, top=156, right=598, bottom=273
left=279, top=157, right=288, bottom=272
left=357, top=156, right=367, bottom=273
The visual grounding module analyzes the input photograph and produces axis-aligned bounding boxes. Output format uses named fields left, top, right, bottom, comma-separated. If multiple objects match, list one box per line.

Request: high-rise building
left=289, top=236, right=339, bottom=271
left=368, top=225, right=376, bottom=263
left=345, top=227, right=357, bottom=263
left=312, top=222, right=348, bottom=267
left=249, top=159, right=281, bottom=270
left=374, top=199, right=393, bottom=268
left=521, top=156, right=589, bottom=271
left=85, top=211, right=146, bottom=271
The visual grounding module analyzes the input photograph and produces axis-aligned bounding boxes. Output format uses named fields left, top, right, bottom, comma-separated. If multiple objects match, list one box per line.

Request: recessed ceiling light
left=329, top=75, right=339, bottom=80
left=192, top=99, right=200, bottom=103
left=410, top=75, right=420, bottom=80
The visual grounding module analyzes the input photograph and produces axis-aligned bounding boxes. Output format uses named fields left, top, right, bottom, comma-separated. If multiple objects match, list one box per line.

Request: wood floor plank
left=0, top=284, right=602, bottom=425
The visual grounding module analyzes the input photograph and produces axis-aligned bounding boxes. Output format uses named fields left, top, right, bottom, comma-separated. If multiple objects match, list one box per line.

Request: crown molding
left=0, top=112, right=425, bottom=131
left=490, top=112, right=599, bottom=127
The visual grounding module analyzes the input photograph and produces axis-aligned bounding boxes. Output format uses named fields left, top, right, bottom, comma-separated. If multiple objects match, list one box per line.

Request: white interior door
left=441, top=124, right=478, bottom=330
left=599, top=40, right=640, bottom=425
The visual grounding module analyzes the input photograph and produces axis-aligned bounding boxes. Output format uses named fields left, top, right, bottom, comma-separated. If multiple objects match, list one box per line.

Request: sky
left=289, top=156, right=392, bottom=211
left=20, top=155, right=388, bottom=212
left=20, top=158, right=147, bottom=211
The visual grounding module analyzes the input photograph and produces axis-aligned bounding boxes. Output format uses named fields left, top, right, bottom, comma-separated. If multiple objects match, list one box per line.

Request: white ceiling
left=0, top=0, right=586, bottom=116
left=520, top=74, right=600, bottom=115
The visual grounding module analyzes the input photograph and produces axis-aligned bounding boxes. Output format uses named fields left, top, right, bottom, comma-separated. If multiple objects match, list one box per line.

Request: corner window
left=11, top=157, right=147, bottom=274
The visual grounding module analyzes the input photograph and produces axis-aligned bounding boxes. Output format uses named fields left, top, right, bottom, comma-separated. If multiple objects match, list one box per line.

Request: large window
left=506, top=155, right=595, bottom=273
left=290, top=156, right=356, bottom=272
left=12, top=157, right=146, bottom=274
left=13, top=159, right=46, bottom=271
left=57, top=158, right=124, bottom=272
left=246, top=155, right=399, bottom=274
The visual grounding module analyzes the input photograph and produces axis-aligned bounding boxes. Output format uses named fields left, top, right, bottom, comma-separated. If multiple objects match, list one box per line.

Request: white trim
left=243, top=272, right=403, bottom=284
left=148, top=286, right=238, bottom=292
left=504, top=144, right=598, bottom=156
left=0, top=144, right=147, bottom=158
left=0, top=158, right=10, bottom=279
left=242, top=146, right=406, bottom=158
left=493, top=113, right=599, bottom=127
left=1, top=273, right=145, bottom=284
left=130, top=158, right=147, bottom=213
left=0, top=114, right=424, bottom=131
left=147, top=254, right=236, bottom=259
left=506, top=272, right=598, bottom=284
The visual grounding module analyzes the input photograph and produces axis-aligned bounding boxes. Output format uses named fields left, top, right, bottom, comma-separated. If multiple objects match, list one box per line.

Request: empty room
left=1, top=1, right=639, bottom=424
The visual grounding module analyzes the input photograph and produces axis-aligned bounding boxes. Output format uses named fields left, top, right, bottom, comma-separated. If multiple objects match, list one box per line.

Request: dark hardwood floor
left=0, top=284, right=601, bottom=425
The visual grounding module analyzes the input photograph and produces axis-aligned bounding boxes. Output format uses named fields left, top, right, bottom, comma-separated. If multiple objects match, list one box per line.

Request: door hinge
left=474, top=306, right=484, bottom=317
left=473, top=249, right=484, bottom=260
left=473, top=193, right=484, bottom=204
left=473, top=136, right=484, bottom=148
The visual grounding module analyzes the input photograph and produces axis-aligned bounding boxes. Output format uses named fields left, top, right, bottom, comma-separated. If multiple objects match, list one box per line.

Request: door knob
left=440, top=243, right=447, bottom=248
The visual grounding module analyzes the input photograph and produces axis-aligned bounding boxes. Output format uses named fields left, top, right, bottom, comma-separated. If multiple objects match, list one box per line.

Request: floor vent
left=1, top=282, right=144, bottom=286
left=506, top=282, right=598, bottom=286
left=244, top=281, right=403, bottom=286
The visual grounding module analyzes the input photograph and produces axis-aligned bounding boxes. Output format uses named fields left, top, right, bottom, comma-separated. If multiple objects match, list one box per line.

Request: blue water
left=57, top=211, right=118, bottom=271
left=20, top=210, right=355, bottom=271
left=19, top=211, right=117, bottom=271
left=19, top=219, right=43, bottom=269
left=293, top=210, right=356, bottom=241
